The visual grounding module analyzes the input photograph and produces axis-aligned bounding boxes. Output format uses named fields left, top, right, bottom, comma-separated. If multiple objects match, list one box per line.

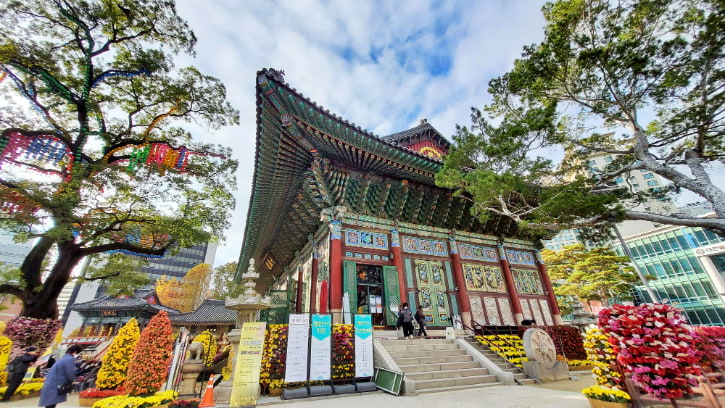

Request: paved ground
left=0, top=372, right=597, bottom=408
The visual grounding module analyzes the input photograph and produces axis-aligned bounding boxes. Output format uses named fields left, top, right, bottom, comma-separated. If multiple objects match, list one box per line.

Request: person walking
left=415, top=305, right=428, bottom=337
left=397, top=303, right=415, bottom=339
left=1, top=346, right=40, bottom=401
left=39, top=345, right=82, bottom=408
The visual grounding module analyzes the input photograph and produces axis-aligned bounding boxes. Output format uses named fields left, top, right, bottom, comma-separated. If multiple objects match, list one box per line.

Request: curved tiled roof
left=169, top=299, right=236, bottom=325
left=236, top=69, right=521, bottom=291
left=70, top=289, right=178, bottom=314
left=382, top=120, right=450, bottom=149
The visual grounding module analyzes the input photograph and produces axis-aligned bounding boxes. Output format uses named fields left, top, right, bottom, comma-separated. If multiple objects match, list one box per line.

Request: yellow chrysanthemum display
left=582, top=385, right=631, bottom=403
left=475, top=335, right=528, bottom=368
left=191, top=331, right=217, bottom=367
left=96, top=318, right=140, bottom=390
left=0, top=335, right=13, bottom=386
left=91, top=390, right=177, bottom=408
left=583, top=327, right=623, bottom=388
left=0, top=381, right=44, bottom=397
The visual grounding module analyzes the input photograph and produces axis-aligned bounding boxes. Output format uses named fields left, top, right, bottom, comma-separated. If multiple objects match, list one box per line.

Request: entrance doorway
left=343, top=260, right=401, bottom=326
left=356, top=264, right=385, bottom=325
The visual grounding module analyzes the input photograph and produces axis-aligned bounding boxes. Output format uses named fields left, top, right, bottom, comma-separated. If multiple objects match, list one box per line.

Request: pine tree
left=125, top=312, right=173, bottom=396
left=96, top=318, right=140, bottom=390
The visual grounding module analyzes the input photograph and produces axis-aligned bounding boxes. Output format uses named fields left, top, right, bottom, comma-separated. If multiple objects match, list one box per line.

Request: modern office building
left=613, top=222, right=725, bottom=326
left=140, top=242, right=217, bottom=283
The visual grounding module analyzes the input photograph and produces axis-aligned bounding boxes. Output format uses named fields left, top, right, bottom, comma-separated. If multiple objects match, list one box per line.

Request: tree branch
left=623, top=210, right=725, bottom=232
left=0, top=284, right=25, bottom=299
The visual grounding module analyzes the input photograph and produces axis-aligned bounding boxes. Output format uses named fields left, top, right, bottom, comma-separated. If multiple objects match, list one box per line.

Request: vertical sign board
left=354, top=314, right=374, bottom=377
left=284, top=314, right=310, bottom=383
left=230, top=322, right=267, bottom=407
left=309, top=314, right=332, bottom=381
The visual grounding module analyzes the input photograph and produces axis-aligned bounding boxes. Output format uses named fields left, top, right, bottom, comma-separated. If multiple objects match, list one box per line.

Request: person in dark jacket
left=415, top=305, right=428, bottom=337
left=1, top=346, right=40, bottom=401
left=39, top=345, right=82, bottom=408
left=397, top=303, right=415, bottom=339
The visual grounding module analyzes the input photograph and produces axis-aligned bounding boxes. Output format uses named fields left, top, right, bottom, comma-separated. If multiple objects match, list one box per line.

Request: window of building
left=646, top=180, right=658, bottom=186
left=675, top=233, right=691, bottom=249
left=643, top=173, right=655, bottom=179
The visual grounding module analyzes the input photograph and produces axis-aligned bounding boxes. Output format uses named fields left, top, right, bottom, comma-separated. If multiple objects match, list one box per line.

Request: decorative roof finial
left=420, top=118, right=428, bottom=125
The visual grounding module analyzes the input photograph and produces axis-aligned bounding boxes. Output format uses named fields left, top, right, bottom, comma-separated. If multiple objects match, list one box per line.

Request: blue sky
left=174, top=0, right=549, bottom=267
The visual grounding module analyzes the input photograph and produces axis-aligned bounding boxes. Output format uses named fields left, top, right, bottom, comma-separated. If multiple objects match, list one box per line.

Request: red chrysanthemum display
left=599, top=304, right=701, bottom=399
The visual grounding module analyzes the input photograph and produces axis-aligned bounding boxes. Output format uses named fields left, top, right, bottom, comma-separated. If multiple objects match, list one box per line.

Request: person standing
left=1, top=346, right=40, bottom=401
left=39, top=345, right=82, bottom=408
left=415, top=305, right=428, bottom=337
left=398, top=303, right=415, bottom=339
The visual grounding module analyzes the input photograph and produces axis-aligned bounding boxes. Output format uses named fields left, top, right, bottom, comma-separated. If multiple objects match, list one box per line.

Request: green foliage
left=209, top=261, right=241, bottom=300
left=438, top=0, right=725, bottom=235
left=81, top=253, right=150, bottom=297
left=0, top=0, right=239, bottom=317
left=541, top=244, right=645, bottom=306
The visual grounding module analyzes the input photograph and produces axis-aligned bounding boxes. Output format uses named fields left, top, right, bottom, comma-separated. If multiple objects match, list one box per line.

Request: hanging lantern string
left=0, top=132, right=74, bottom=179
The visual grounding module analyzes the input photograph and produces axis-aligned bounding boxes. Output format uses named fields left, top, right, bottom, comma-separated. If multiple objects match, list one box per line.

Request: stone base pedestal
left=523, top=360, right=569, bottom=382
left=180, top=360, right=204, bottom=395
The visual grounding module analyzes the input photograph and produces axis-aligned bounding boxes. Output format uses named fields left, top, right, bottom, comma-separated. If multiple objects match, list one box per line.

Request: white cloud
left=174, top=0, right=548, bottom=267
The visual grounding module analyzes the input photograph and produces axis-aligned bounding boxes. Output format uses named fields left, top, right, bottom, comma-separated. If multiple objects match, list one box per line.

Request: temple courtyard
left=4, top=371, right=597, bottom=408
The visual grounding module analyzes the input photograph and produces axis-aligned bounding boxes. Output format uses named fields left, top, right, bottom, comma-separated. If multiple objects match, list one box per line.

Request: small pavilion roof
left=70, top=289, right=178, bottom=314
left=382, top=119, right=451, bottom=152
left=169, top=299, right=236, bottom=325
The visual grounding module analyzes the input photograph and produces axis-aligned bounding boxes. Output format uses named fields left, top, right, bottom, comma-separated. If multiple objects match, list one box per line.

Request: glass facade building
left=141, top=242, right=217, bottom=283
left=614, top=226, right=725, bottom=326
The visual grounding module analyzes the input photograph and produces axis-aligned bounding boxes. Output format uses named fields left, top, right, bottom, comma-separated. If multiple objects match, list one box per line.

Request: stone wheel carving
left=523, top=328, right=557, bottom=369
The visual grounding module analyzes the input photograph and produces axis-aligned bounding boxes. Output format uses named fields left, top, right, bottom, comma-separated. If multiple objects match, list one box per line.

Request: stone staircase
left=464, top=338, right=536, bottom=385
left=380, top=338, right=500, bottom=394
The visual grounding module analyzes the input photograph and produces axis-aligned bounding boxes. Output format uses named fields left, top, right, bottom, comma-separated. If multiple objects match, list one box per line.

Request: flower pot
left=79, top=397, right=105, bottom=407
left=268, top=387, right=282, bottom=397
left=586, top=397, right=627, bottom=408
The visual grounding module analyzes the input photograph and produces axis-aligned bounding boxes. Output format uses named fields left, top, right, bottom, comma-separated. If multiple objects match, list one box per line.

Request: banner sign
left=230, top=322, right=266, bottom=407
left=354, top=314, right=374, bottom=377
left=284, top=314, right=310, bottom=383
left=309, top=314, right=332, bottom=381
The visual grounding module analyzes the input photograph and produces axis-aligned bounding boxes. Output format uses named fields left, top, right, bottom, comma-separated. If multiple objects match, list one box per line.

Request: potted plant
left=582, top=385, right=630, bottom=408
left=168, top=398, right=200, bottom=408
left=78, top=388, right=125, bottom=406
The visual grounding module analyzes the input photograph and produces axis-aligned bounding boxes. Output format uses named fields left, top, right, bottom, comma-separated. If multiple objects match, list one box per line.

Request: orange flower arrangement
left=125, top=311, right=174, bottom=396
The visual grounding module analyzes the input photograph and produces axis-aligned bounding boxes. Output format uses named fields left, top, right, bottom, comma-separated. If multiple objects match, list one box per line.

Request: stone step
left=517, top=378, right=537, bottom=385
left=398, top=360, right=480, bottom=373
left=395, top=354, right=472, bottom=365
left=379, top=338, right=453, bottom=346
left=414, top=374, right=499, bottom=390
left=416, top=381, right=501, bottom=394
left=405, top=367, right=489, bottom=381
left=388, top=348, right=467, bottom=359
left=383, top=343, right=460, bottom=352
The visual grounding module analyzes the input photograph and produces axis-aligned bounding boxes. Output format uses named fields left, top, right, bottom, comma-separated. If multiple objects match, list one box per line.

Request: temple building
left=237, top=69, right=562, bottom=329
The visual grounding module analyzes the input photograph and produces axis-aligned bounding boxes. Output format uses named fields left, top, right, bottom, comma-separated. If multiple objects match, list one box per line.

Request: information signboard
left=309, top=314, right=331, bottom=381
left=284, top=314, right=310, bottom=383
left=230, top=322, right=266, bottom=407
left=354, top=314, right=374, bottom=377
